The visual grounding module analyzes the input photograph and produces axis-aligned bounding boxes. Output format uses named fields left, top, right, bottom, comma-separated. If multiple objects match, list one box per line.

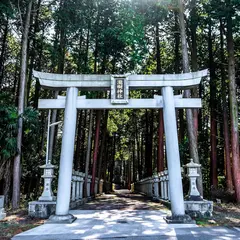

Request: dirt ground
left=0, top=209, right=44, bottom=240
left=0, top=192, right=239, bottom=240
left=203, top=202, right=240, bottom=227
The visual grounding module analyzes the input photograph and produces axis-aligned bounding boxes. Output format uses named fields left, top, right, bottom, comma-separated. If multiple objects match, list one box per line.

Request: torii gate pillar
left=48, top=87, right=78, bottom=223
left=162, top=87, right=191, bottom=222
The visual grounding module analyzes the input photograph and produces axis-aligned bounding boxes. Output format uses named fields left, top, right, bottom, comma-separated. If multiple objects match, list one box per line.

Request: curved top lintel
left=33, top=69, right=208, bottom=90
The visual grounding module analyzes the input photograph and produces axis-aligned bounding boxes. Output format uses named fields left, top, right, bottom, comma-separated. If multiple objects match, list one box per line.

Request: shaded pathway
left=13, top=190, right=240, bottom=239
left=77, top=189, right=168, bottom=211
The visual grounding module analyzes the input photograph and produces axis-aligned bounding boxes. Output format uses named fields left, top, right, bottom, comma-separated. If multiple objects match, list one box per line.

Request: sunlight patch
left=92, top=225, right=105, bottom=230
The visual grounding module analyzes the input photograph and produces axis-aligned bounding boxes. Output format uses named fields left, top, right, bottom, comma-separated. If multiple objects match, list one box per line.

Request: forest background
left=0, top=0, right=240, bottom=210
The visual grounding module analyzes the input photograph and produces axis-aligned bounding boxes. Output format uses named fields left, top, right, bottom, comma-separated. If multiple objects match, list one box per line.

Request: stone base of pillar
left=47, top=214, right=77, bottom=224
left=164, top=214, right=195, bottom=224
left=28, top=201, right=56, bottom=219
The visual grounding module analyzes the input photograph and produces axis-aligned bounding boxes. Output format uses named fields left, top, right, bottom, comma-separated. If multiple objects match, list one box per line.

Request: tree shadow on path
left=76, top=189, right=168, bottom=211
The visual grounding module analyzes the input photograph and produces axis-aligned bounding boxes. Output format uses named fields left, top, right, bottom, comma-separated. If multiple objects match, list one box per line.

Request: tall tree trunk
left=208, top=21, right=218, bottom=188
left=48, top=92, right=59, bottom=162
left=156, top=22, right=164, bottom=173
left=190, top=0, right=199, bottom=136
left=80, top=110, right=87, bottom=171
left=174, top=12, right=184, bottom=143
left=136, top=130, right=141, bottom=179
left=94, top=8, right=100, bottom=74
left=141, top=132, right=144, bottom=176
left=145, top=110, right=152, bottom=177
left=39, top=112, right=48, bottom=161
left=74, top=110, right=83, bottom=170
left=13, top=57, right=19, bottom=103
left=12, top=0, right=33, bottom=209
left=84, top=20, right=91, bottom=73
left=98, top=110, right=109, bottom=179
left=48, top=4, right=66, bottom=161
left=149, top=110, right=153, bottom=174
left=157, top=110, right=164, bottom=172
left=48, top=0, right=66, bottom=159
left=144, top=110, right=148, bottom=177
left=27, top=0, right=41, bottom=104
left=109, top=135, right=116, bottom=190
left=91, top=111, right=101, bottom=195
left=84, top=110, right=93, bottom=197
left=77, top=30, right=83, bottom=73
left=102, top=135, right=109, bottom=183
left=33, top=31, right=44, bottom=108
left=0, top=19, right=8, bottom=87
left=226, top=5, right=240, bottom=202
left=132, top=140, right=136, bottom=182
left=128, top=160, right=131, bottom=189
left=220, top=18, right=233, bottom=191
left=3, top=160, right=11, bottom=207
left=156, top=22, right=161, bottom=74
left=174, top=12, right=180, bottom=74
left=178, top=0, right=203, bottom=196
left=190, top=0, right=197, bottom=72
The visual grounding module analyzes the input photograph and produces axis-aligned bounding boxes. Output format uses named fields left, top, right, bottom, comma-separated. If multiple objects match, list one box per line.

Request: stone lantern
left=184, top=159, right=213, bottom=217
left=185, top=159, right=202, bottom=201
left=38, top=161, right=57, bottom=201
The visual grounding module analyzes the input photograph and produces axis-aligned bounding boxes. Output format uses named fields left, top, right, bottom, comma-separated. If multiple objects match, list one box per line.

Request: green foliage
left=22, top=107, right=39, bottom=136
left=0, top=0, right=16, bottom=19
left=117, top=5, right=148, bottom=70
left=179, top=136, right=190, bottom=166
left=0, top=93, right=18, bottom=160
left=0, top=93, right=40, bottom=163
left=107, top=109, right=130, bottom=135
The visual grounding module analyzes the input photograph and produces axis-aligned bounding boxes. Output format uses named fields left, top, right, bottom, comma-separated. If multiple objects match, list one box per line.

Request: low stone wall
left=29, top=170, right=104, bottom=218
left=134, top=170, right=170, bottom=200
left=134, top=169, right=213, bottom=217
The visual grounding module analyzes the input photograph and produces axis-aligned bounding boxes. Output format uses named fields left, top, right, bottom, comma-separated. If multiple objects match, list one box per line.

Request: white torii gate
left=33, top=69, right=208, bottom=223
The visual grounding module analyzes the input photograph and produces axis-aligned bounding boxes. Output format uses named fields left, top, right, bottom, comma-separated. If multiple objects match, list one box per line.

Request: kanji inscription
left=116, top=79, right=124, bottom=99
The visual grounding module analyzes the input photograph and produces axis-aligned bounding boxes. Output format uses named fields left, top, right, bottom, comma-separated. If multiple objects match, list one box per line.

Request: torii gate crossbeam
left=38, top=97, right=201, bottom=109
left=33, top=69, right=208, bottom=224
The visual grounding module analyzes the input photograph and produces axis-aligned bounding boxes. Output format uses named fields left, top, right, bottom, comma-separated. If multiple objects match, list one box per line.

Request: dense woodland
left=0, top=0, right=240, bottom=209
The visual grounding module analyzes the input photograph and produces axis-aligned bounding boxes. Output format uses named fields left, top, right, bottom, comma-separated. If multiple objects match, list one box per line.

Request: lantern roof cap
left=184, top=159, right=201, bottom=168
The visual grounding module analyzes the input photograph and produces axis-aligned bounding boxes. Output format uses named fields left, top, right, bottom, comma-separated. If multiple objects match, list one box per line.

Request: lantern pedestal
left=28, top=201, right=56, bottom=219
left=184, top=200, right=213, bottom=218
